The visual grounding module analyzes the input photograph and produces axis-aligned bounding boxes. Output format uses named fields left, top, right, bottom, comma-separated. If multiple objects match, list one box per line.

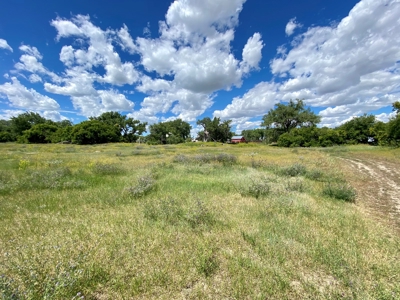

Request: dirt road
left=339, top=156, right=400, bottom=232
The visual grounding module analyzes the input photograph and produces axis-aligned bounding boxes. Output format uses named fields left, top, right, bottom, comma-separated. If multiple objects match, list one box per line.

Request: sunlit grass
left=0, top=143, right=399, bottom=299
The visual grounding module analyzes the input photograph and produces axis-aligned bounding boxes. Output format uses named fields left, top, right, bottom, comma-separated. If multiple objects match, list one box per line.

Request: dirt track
left=339, top=156, right=400, bottom=232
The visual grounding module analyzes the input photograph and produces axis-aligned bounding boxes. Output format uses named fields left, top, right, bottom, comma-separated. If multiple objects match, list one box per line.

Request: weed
left=185, top=199, right=215, bottom=229
left=127, top=175, right=155, bottom=198
left=173, top=154, right=190, bottom=164
left=173, top=153, right=237, bottom=166
left=196, top=249, right=219, bottom=277
left=279, top=163, right=307, bottom=177
left=285, top=178, right=306, bottom=193
left=244, top=178, right=270, bottom=199
left=305, top=169, right=325, bottom=181
left=241, top=231, right=257, bottom=247
left=143, top=197, right=184, bottom=225
left=18, top=159, right=30, bottom=170
left=92, top=163, right=124, bottom=175
left=323, top=182, right=356, bottom=202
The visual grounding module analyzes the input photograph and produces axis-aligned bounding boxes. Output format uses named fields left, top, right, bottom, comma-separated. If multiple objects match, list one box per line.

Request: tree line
left=242, top=99, right=400, bottom=147
left=0, top=112, right=234, bottom=145
left=1, top=100, right=399, bottom=146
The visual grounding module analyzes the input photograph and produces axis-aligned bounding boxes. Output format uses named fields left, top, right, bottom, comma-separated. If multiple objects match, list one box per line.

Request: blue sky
left=0, top=0, right=399, bottom=135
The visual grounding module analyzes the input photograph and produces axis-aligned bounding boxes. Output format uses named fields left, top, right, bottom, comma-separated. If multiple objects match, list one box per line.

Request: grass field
left=1, top=143, right=399, bottom=299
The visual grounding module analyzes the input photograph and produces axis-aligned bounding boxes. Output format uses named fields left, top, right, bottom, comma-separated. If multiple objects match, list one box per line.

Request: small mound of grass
left=126, top=175, right=156, bottom=198
left=278, top=163, right=307, bottom=177
left=243, top=178, right=270, bottom=199
left=322, top=182, right=356, bottom=202
left=92, top=163, right=124, bottom=175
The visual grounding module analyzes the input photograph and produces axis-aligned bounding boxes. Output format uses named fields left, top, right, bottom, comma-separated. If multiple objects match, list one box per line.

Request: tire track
left=340, top=157, right=400, bottom=230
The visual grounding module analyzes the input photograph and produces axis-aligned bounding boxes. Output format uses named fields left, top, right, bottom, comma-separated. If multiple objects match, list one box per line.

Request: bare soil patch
left=339, top=156, right=400, bottom=232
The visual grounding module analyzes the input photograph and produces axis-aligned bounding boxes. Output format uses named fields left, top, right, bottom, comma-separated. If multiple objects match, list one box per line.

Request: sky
left=0, top=0, right=399, bottom=135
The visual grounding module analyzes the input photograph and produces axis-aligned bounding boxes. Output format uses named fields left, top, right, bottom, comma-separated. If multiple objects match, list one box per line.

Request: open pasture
left=1, top=143, right=399, bottom=299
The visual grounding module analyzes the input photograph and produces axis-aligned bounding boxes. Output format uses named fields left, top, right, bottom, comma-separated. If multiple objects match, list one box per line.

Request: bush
left=322, top=182, right=356, bottom=202
left=305, top=169, right=325, bottom=181
left=70, top=120, right=120, bottom=145
left=244, top=178, right=270, bottom=199
left=278, top=163, right=307, bottom=177
left=126, top=175, right=155, bottom=198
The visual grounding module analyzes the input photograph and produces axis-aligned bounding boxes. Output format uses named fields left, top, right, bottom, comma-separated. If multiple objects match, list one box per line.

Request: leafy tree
left=148, top=119, right=191, bottom=144
left=241, top=129, right=265, bottom=142
left=0, top=119, right=15, bottom=142
left=56, top=120, right=74, bottom=128
left=91, top=111, right=147, bottom=142
left=276, top=127, right=344, bottom=147
left=370, top=121, right=388, bottom=146
left=393, top=101, right=400, bottom=114
left=387, top=115, right=400, bottom=146
left=10, top=112, right=47, bottom=137
left=70, top=120, right=120, bottom=145
left=261, top=99, right=321, bottom=137
left=337, top=114, right=377, bottom=144
left=196, top=117, right=233, bottom=142
left=318, top=127, right=344, bottom=147
left=22, top=123, right=59, bottom=143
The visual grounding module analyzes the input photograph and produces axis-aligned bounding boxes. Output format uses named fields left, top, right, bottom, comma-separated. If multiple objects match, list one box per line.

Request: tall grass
left=0, top=143, right=399, bottom=299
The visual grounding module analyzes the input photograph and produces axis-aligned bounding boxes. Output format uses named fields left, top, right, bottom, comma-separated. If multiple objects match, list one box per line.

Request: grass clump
left=143, top=198, right=215, bottom=229
left=196, top=248, right=219, bottom=278
left=285, top=178, right=306, bottom=193
left=92, top=162, right=124, bottom=175
left=305, top=169, right=325, bottom=181
left=143, top=197, right=184, bottom=225
left=126, top=175, right=155, bottom=198
left=322, top=182, right=357, bottom=202
left=278, top=163, right=307, bottom=177
left=243, top=177, right=271, bottom=199
left=185, top=199, right=215, bottom=229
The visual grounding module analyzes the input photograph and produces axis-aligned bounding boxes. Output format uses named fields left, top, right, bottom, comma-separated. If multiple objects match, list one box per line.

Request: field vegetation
left=1, top=143, right=399, bottom=299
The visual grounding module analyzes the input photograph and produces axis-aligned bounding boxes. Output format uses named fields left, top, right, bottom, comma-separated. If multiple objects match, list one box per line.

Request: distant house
left=230, top=136, right=246, bottom=143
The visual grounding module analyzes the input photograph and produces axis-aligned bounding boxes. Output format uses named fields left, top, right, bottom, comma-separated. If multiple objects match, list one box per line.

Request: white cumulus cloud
left=285, top=18, right=301, bottom=36
left=217, top=0, right=400, bottom=128
left=0, top=77, right=60, bottom=110
left=0, top=39, right=13, bottom=52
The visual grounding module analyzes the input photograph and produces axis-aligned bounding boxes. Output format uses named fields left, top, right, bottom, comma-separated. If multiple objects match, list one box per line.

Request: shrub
left=244, top=178, right=270, bottom=199
left=215, top=153, right=237, bottom=165
left=278, top=163, right=307, bottom=177
left=126, top=175, right=155, bottom=198
left=185, top=200, right=215, bottom=228
left=322, top=182, right=356, bottom=202
left=285, top=178, right=306, bottom=193
left=305, top=169, right=325, bottom=181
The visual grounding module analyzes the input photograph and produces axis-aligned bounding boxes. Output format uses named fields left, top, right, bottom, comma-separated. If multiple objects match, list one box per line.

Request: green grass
left=0, top=143, right=399, bottom=299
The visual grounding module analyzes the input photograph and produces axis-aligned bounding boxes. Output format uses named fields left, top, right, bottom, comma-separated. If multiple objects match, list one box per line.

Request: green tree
left=338, top=114, right=377, bottom=144
left=70, top=120, right=120, bottom=145
left=10, top=112, right=47, bottom=137
left=261, top=99, right=320, bottom=142
left=241, top=129, right=265, bottom=142
left=90, top=112, right=147, bottom=142
left=393, top=101, right=400, bottom=114
left=196, top=117, right=233, bottom=142
left=262, top=99, right=321, bottom=133
left=148, top=119, right=191, bottom=144
left=0, top=119, right=15, bottom=142
left=22, top=123, right=59, bottom=143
